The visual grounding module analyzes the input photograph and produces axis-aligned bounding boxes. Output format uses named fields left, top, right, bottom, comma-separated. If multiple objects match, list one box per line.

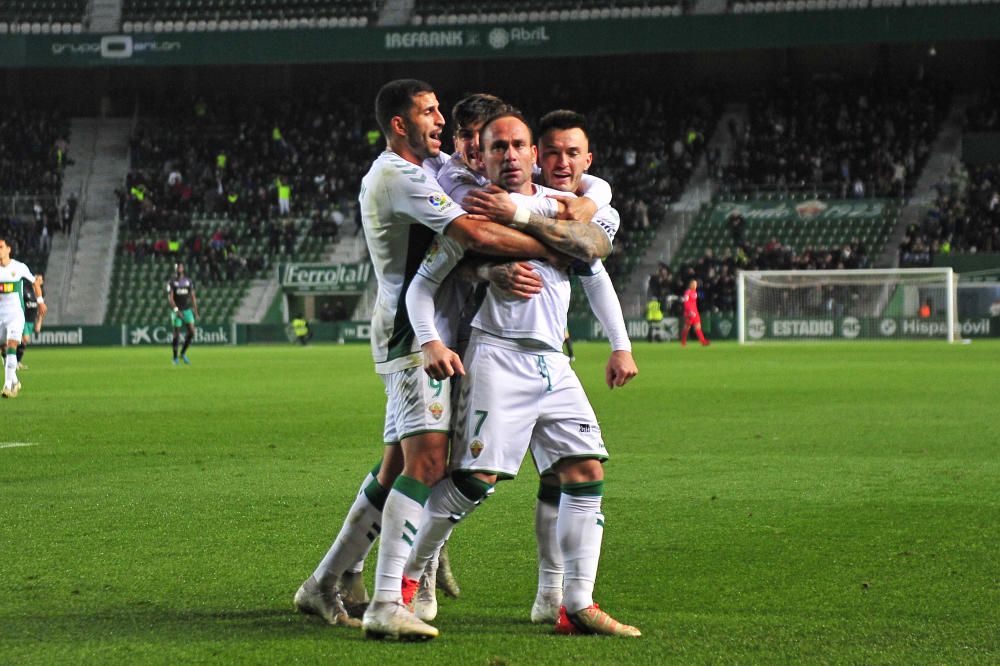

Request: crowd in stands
left=121, top=83, right=716, bottom=286
left=0, top=104, right=74, bottom=274
left=650, top=233, right=871, bottom=316
left=0, top=105, right=71, bottom=197
left=119, top=92, right=376, bottom=280
left=965, top=86, right=1000, bottom=132
left=901, top=161, right=1000, bottom=266
left=722, top=75, right=948, bottom=199
left=120, top=0, right=379, bottom=30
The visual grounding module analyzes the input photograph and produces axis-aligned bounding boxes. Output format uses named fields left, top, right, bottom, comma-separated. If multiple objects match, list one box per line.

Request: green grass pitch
left=2, top=341, right=998, bottom=664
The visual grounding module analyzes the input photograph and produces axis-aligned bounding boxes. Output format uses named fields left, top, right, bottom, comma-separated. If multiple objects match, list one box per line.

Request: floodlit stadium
left=2, top=1, right=999, bottom=662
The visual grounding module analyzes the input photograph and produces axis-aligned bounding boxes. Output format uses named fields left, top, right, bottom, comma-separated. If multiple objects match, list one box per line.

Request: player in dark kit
left=167, top=263, right=200, bottom=365
left=17, top=273, right=47, bottom=370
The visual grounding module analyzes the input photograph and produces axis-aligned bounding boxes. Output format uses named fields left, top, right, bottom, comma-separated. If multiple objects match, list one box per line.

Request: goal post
left=736, top=267, right=958, bottom=343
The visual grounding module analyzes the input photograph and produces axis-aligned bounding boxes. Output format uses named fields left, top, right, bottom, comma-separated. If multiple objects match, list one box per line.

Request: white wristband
left=511, top=205, right=531, bottom=229
left=36, top=297, right=44, bottom=304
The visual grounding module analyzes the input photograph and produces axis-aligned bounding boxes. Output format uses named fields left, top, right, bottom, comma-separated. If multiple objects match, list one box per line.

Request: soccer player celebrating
left=681, top=279, right=709, bottom=346
left=0, top=236, right=42, bottom=398
left=167, top=263, right=200, bottom=364
left=405, top=111, right=641, bottom=637
left=295, top=79, right=555, bottom=641
left=17, top=272, right=47, bottom=370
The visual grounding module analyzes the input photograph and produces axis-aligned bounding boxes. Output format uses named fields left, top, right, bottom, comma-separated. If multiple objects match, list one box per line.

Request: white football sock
left=372, top=476, right=430, bottom=603
left=535, top=497, right=564, bottom=594
left=558, top=493, right=604, bottom=613
left=312, top=477, right=385, bottom=589
left=346, top=469, right=378, bottom=575
left=404, top=477, right=478, bottom=580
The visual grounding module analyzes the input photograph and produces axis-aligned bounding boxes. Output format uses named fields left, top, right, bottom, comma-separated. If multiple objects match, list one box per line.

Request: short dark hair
left=452, top=93, right=509, bottom=130
left=538, top=109, right=589, bottom=142
left=0, top=234, right=12, bottom=248
left=480, top=108, right=532, bottom=145
left=374, top=79, right=435, bottom=136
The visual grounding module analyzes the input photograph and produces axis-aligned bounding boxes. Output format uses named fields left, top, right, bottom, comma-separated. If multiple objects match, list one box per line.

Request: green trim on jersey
left=398, top=428, right=450, bottom=441
left=385, top=224, right=438, bottom=363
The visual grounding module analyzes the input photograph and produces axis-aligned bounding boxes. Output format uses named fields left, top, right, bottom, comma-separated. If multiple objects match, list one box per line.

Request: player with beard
left=294, top=80, right=558, bottom=641
left=404, top=111, right=640, bottom=637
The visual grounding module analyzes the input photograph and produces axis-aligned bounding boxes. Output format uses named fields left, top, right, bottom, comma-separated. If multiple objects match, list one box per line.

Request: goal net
left=736, top=268, right=958, bottom=343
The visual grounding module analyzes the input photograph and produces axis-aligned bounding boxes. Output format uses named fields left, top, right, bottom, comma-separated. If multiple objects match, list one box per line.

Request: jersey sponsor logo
left=470, top=439, right=485, bottom=458
left=0, top=282, right=16, bottom=293
left=427, top=192, right=454, bottom=212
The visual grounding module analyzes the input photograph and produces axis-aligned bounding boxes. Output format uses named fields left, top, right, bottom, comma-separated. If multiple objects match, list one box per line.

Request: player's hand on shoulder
left=605, top=350, right=638, bottom=389
left=549, top=195, right=596, bottom=224
left=422, top=340, right=465, bottom=380
left=462, top=185, right=516, bottom=225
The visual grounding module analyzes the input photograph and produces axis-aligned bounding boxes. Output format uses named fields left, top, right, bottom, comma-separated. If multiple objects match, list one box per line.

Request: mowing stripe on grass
left=0, top=442, right=36, bottom=449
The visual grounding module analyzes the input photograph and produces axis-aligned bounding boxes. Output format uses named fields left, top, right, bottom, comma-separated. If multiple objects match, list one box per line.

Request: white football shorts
left=452, top=336, right=607, bottom=478
left=0, top=312, right=25, bottom=342
left=381, top=365, right=452, bottom=444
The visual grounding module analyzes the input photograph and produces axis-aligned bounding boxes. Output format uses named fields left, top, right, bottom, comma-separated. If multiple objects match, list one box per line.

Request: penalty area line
left=0, top=442, right=37, bottom=450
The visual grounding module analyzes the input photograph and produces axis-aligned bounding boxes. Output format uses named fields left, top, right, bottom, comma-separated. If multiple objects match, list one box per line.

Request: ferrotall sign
left=279, top=263, right=372, bottom=294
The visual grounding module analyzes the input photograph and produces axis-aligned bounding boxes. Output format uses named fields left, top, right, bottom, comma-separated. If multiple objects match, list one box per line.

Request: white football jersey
left=359, top=150, right=465, bottom=374
left=435, top=153, right=490, bottom=206
left=0, top=260, right=34, bottom=316
left=470, top=185, right=571, bottom=352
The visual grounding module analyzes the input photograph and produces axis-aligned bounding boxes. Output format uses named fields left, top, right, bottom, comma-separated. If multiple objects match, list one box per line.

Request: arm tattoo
left=525, top=212, right=611, bottom=262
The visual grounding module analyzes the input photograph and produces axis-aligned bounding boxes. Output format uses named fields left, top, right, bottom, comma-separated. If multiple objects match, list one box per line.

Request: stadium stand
left=664, top=195, right=896, bottom=313
left=0, top=0, right=85, bottom=33
left=721, top=76, right=949, bottom=199
left=730, top=0, right=1000, bottom=13
left=900, top=161, right=1000, bottom=266
left=106, top=82, right=715, bottom=323
left=105, top=92, right=374, bottom=325
left=0, top=103, right=71, bottom=275
left=413, top=0, right=684, bottom=25
left=120, top=0, right=380, bottom=31
left=966, top=85, right=1000, bottom=132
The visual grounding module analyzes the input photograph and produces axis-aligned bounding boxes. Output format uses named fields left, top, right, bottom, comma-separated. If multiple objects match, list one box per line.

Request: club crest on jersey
left=427, top=192, right=454, bottom=212
left=429, top=402, right=444, bottom=420
left=470, top=439, right=484, bottom=458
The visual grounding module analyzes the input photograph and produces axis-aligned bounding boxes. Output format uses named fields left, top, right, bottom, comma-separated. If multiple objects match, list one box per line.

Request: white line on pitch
left=0, top=442, right=37, bottom=449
